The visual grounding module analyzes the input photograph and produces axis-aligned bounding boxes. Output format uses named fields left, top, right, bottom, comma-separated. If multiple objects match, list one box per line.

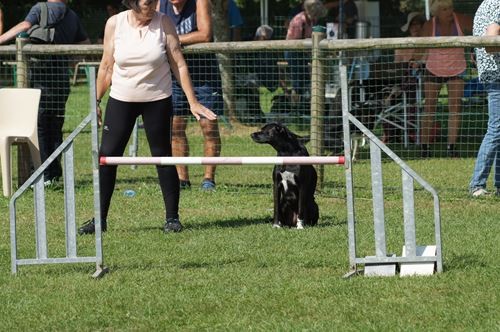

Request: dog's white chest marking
left=280, top=171, right=296, bottom=192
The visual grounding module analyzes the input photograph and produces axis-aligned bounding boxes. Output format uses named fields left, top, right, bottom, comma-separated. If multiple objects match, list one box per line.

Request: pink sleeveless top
left=426, top=13, right=466, bottom=77
left=110, top=11, right=172, bottom=102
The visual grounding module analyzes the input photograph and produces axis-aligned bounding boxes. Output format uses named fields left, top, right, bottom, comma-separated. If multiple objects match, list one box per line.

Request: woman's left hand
left=189, top=102, right=217, bottom=121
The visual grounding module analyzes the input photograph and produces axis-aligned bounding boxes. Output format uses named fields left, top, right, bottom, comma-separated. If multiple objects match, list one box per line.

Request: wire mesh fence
left=0, top=36, right=495, bottom=192
left=1, top=36, right=497, bottom=272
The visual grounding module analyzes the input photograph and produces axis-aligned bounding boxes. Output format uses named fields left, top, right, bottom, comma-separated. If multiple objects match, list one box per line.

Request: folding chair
left=375, top=64, right=424, bottom=147
left=0, top=88, right=42, bottom=196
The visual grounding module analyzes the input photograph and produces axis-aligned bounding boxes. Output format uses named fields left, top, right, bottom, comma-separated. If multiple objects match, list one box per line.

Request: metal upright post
left=311, top=26, right=326, bottom=188
left=88, top=67, right=108, bottom=278
left=16, top=34, right=32, bottom=186
left=340, top=65, right=357, bottom=276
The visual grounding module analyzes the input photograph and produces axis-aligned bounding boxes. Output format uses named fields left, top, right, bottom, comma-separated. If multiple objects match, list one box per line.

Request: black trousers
left=30, top=57, right=70, bottom=181
left=99, top=97, right=180, bottom=221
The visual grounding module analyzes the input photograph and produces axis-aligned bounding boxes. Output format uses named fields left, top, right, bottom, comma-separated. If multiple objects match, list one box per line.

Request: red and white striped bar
left=100, top=156, right=345, bottom=166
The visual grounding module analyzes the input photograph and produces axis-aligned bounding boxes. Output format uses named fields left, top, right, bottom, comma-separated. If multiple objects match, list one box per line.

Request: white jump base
left=100, top=156, right=345, bottom=166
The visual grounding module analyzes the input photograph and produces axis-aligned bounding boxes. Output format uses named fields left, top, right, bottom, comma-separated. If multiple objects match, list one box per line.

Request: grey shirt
left=473, top=0, right=500, bottom=83
left=25, top=2, right=88, bottom=44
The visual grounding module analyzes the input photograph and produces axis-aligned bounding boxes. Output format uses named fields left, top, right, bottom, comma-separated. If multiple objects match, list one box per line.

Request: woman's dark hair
left=121, top=0, right=156, bottom=11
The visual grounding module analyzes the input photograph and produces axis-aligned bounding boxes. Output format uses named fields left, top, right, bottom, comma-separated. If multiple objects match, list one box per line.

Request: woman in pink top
left=285, top=0, right=326, bottom=100
left=78, top=0, right=216, bottom=235
left=419, top=0, right=472, bottom=157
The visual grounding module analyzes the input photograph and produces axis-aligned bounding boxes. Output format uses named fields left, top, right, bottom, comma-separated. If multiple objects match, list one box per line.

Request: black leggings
left=99, top=97, right=180, bottom=221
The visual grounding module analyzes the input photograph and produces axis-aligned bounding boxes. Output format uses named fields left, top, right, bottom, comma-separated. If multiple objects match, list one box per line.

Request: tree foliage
left=399, top=0, right=425, bottom=13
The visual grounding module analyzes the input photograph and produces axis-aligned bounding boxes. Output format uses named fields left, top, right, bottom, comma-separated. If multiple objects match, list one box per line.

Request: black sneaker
left=447, top=144, right=459, bottom=158
left=179, top=180, right=191, bottom=190
left=421, top=144, right=431, bottom=158
left=164, top=218, right=183, bottom=233
left=78, top=218, right=107, bottom=235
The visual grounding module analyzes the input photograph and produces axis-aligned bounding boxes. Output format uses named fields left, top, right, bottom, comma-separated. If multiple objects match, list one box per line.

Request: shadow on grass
left=125, top=215, right=345, bottom=232
left=188, top=216, right=270, bottom=229
left=188, top=215, right=346, bottom=230
left=444, top=253, right=487, bottom=271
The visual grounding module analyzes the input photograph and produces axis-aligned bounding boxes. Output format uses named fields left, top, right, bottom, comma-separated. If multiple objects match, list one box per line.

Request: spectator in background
left=287, top=0, right=325, bottom=40
left=157, top=0, right=222, bottom=191
left=326, top=0, right=358, bottom=39
left=0, top=0, right=90, bottom=185
left=418, top=0, right=472, bottom=158
left=254, top=24, right=276, bottom=89
left=395, top=12, right=426, bottom=63
left=382, top=12, right=426, bottom=144
left=255, top=24, right=273, bottom=41
left=286, top=0, right=326, bottom=101
left=468, top=0, right=500, bottom=197
left=284, top=0, right=304, bottom=32
left=253, top=24, right=276, bottom=88
left=229, top=0, right=243, bottom=41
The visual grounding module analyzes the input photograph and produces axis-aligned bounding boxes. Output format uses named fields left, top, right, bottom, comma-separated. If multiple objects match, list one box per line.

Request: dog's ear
left=264, top=122, right=281, bottom=131
left=281, top=125, right=304, bottom=144
left=278, top=124, right=295, bottom=137
left=298, top=135, right=310, bottom=145
left=274, top=121, right=285, bottom=131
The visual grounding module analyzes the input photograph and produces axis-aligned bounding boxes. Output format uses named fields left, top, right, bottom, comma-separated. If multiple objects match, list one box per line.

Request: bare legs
left=447, top=78, right=465, bottom=145
left=421, top=77, right=464, bottom=155
left=172, top=116, right=221, bottom=183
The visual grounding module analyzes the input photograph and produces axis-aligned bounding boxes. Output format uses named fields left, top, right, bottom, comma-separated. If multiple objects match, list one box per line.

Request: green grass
left=0, top=85, right=499, bottom=331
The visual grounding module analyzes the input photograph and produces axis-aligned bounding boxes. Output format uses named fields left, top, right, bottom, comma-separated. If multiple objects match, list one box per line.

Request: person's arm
left=457, top=13, right=473, bottom=35
left=410, top=19, right=432, bottom=63
left=0, top=8, right=4, bottom=35
left=419, top=19, right=432, bottom=38
left=162, top=16, right=216, bottom=121
left=394, top=49, right=406, bottom=63
left=286, top=14, right=304, bottom=40
left=0, top=21, right=31, bottom=44
left=484, top=23, right=500, bottom=53
left=95, top=16, right=116, bottom=125
left=178, top=0, right=212, bottom=45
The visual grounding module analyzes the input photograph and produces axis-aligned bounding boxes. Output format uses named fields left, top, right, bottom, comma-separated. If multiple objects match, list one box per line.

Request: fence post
left=16, top=33, right=32, bottom=186
left=311, top=26, right=326, bottom=188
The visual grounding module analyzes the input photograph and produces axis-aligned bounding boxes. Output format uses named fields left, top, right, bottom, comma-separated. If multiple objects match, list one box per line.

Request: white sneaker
left=471, top=188, right=490, bottom=197
left=30, top=178, right=59, bottom=189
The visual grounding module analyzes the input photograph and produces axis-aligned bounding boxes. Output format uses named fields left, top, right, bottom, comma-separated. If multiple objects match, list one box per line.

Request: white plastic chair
left=0, top=88, right=42, bottom=197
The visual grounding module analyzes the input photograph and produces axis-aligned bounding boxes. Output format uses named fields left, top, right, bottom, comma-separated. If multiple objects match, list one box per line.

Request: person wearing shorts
left=418, top=0, right=472, bottom=158
left=158, top=0, right=222, bottom=191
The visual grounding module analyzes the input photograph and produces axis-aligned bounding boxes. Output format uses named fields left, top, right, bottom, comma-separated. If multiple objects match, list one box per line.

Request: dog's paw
left=272, top=222, right=282, bottom=228
left=296, top=219, right=304, bottom=230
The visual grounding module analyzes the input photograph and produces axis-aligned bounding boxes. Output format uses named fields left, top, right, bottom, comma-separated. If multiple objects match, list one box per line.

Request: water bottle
left=123, top=189, right=136, bottom=197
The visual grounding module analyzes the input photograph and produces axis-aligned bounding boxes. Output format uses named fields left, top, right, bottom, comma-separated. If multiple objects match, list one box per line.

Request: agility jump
left=99, top=156, right=345, bottom=166
left=10, top=67, right=442, bottom=278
